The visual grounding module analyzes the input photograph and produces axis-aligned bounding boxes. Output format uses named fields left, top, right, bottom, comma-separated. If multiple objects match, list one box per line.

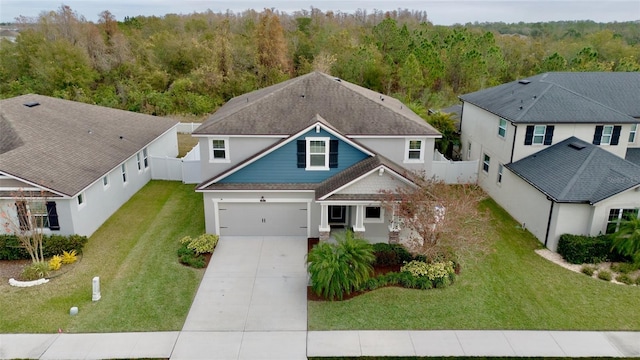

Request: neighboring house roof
left=626, top=148, right=640, bottom=167
left=0, top=94, right=177, bottom=197
left=459, top=72, right=640, bottom=124
left=193, top=71, right=440, bottom=137
left=506, top=137, right=640, bottom=204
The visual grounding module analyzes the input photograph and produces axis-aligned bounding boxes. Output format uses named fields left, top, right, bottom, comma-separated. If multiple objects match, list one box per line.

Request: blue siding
left=220, top=129, right=369, bottom=183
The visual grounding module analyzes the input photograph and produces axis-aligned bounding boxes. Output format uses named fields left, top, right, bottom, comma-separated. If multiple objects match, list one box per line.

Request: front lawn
left=308, top=199, right=640, bottom=330
left=0, top=181, right=204, bottom=333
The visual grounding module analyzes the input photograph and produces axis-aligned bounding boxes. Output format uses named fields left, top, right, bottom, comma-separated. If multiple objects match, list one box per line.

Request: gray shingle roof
left=505, top=137, right=640, bottom=204
left=626, top=148, right=640, bottom=166
left=0, top=94, right=177, bottom=196
left=459, top=72, right=640, bottom=124
left=193, top=71, right=440, bottom=136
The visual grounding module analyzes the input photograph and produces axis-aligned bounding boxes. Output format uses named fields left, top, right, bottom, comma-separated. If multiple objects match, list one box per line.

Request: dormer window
left=630, top=124, right=638, bottom=143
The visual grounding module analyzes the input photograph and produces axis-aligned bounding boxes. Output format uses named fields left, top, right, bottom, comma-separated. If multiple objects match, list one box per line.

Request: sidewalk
left=2, top=329, right=639, bottom=359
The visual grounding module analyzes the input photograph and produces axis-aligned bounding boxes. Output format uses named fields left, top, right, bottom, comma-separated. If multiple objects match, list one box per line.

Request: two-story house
left=459, top=72, right=640, bottom=251
left=0, top=94, right=178, bottom=237
left=193, top=72, right=441, bottom=242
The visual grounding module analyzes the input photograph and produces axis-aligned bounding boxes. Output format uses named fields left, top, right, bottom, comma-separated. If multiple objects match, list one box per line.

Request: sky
left=1, top=0, right=639, bottom=25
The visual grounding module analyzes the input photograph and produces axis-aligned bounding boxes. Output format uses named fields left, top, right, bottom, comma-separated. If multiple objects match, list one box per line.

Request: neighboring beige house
left=459, top=72, right=640, bottom=251
left=0, top=94, right=178, bottom=237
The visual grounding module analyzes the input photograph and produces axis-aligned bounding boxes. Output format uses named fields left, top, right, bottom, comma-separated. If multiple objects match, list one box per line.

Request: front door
left=328, top=205, right=347, bottom=226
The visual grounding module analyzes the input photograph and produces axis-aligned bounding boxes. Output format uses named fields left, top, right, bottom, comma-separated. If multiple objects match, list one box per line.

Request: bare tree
left=381, top=179, right=489, bottom=260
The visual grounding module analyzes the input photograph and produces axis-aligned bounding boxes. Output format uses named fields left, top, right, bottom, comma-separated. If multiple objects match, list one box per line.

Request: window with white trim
left=364, top=206, right=384, bottom=223
left=601, top=125, right=614, bottom=145
left=210, top=139, right=229, bottom=162
left=497, top=164, right=503, bottom=184
left=606, top=208, right=639, bottom=234
left=533, top=125, right=546, bottom=145
left=102, top=175, right=109, bottom=189
left=498, top=118, right=507, bottom=138
left=405, top=139, right=424, bottom=162
left=306, top=137, right=329, bottom=170
left=136, top=152, right=142, bottom=171
left=77, top=192, right=85, bottom=207
left=630, top=124, right=637, bottom=143
left=121, top=164, right=127, bottom=184
left=143, top=148, right=149, bottom=168
left=482, top=154, right=490, bottom=173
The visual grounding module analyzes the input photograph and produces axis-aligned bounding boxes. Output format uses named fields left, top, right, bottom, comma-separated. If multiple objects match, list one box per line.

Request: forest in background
left=0, top=6, right=638, bottom=118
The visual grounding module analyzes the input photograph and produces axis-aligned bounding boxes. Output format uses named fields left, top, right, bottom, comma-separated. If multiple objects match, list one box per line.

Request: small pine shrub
left=616, top=274, right=634, bottom=285
left=49, top=255, right=62, bottom=271
left=581, top=265, right=596, bottom=276
left=21, top=262, right=49, bottom=280
left=597, top=270, right=612, bottom=281
left=61, top=250, right=77, bottom=264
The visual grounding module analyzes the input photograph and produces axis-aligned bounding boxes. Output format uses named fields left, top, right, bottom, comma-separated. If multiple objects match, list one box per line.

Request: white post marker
left=92, top=276, right=101, bottom=301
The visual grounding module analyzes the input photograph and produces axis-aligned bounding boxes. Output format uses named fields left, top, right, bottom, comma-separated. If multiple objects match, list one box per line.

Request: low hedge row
left=557, top=233, right=617, bottom=264
left=0, top=234, right=88, bottom=260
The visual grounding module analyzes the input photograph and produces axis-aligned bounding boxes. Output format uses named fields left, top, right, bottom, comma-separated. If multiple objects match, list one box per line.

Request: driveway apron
left=173, top=236, right=308, bottom=360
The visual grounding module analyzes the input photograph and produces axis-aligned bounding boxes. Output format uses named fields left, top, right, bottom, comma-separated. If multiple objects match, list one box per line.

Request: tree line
left=0, top=6, right=638, bottom=117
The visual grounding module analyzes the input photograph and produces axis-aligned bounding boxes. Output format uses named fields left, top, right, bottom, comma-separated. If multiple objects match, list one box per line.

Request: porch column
left=388, top=203, right=401, bottom=244
left=319, top=203, right=330, bottom=241
left=353, top=205, right=365, bottom=235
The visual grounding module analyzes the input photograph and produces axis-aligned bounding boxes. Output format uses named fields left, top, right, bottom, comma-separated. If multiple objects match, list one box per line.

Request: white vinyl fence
left=150, top=123, right=202, bottom=183
left=431, top=150, right=478, bottom=184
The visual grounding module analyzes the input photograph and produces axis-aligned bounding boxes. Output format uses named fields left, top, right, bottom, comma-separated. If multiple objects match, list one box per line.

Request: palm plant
left=306, top=231, right=375, bottom=300
left=611, top=216, right=640, bottom=265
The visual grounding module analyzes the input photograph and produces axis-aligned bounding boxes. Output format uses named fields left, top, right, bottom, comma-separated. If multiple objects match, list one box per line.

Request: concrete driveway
left=172, top=236, right=308, bottom=360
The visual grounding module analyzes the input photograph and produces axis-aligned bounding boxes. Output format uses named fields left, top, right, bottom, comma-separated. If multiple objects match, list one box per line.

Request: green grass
left=308, top=199, right=640, bottom=331
left=0, top=181, right=204, bottom=333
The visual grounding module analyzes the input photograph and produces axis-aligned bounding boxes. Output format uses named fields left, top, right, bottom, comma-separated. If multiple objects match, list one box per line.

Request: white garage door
left=219, top=202, right=308, bottom=236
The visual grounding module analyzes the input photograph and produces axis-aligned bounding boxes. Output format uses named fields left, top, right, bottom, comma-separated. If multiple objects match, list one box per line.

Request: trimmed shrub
left=597, top=270, right=612, bottom=281
left=615, top=274, right=634, bottom=285
left=372, top=243, right=412, bottom=266
left=21, top=262, right=49, bottom=280
left=581, top=265, right=596, bottom=276
left=557, top=234, right=612, bottom=264
left=0, top=235, right=29, bottom=260
left=42, top=234, right=88, bottom=257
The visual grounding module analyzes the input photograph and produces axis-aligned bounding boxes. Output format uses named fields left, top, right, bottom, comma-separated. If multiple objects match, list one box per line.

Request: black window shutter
left=593, top=125, right=603, bottom=145
left=296, top=140, right=305, bottom=168
left=46, top=202, right=60, bottom=231
left=524, top=125, right=534, bottom=145
left=15, top=201, right=29, bottom=231
left=329, top=140, right=339, bottom=168
left=611, top=125, right=621, bottom=145
left=543, top=125, right=555, bottom=145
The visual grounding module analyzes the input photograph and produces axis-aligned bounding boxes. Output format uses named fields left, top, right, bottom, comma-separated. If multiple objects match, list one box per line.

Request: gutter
left=544, top=198, right=554, bottom=247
